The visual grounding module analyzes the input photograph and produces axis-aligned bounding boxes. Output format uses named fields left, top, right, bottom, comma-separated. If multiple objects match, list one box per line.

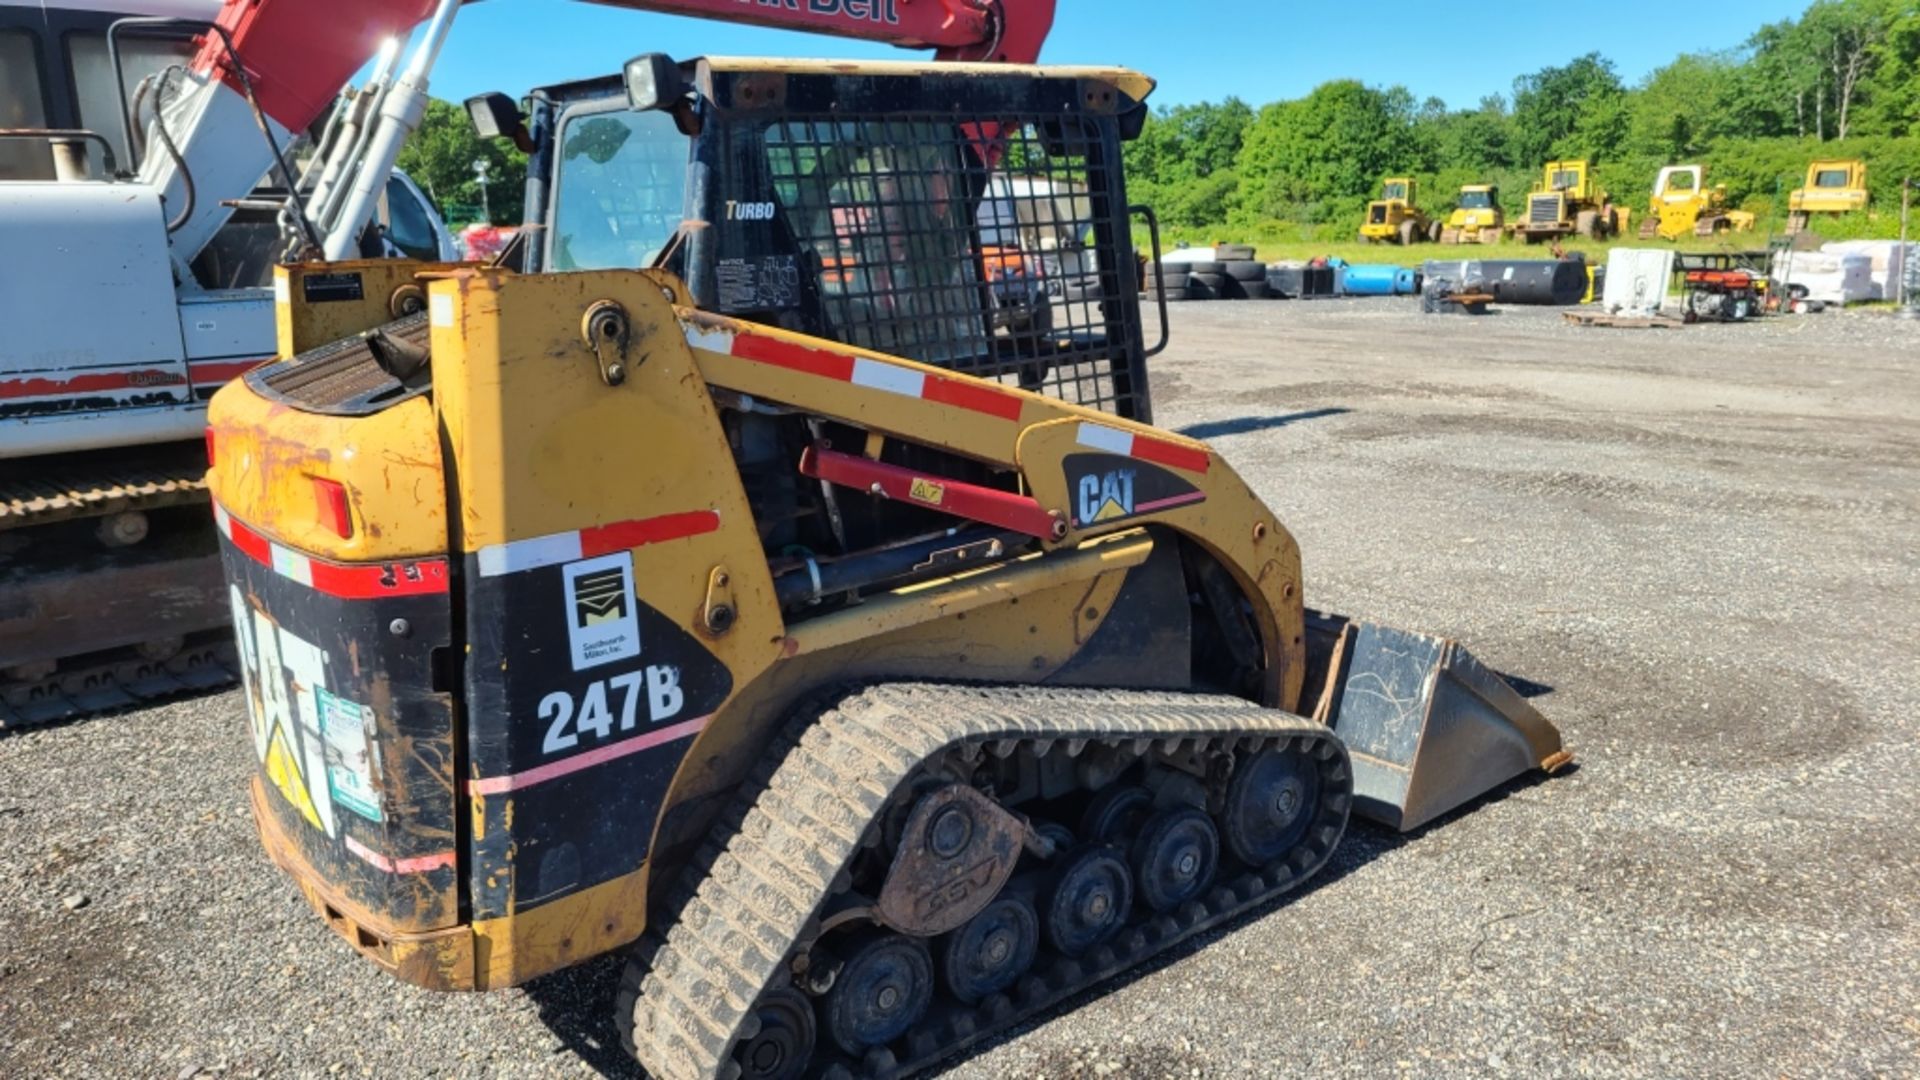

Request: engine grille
left=1528, top=194, right=1563, bottom=225
left=246, top=312, right=429, bottom=416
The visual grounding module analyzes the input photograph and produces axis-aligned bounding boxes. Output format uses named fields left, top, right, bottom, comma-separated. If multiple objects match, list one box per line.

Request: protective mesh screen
left=764, top=115, right=1146, bottom=418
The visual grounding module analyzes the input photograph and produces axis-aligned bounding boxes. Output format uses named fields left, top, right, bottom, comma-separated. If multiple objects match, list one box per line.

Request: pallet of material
left=1562, top=311, right=1683, bottom=329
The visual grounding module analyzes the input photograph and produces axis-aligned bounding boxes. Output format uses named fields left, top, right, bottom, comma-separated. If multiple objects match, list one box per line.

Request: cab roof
left=693, top=56, right=1154, bottom=103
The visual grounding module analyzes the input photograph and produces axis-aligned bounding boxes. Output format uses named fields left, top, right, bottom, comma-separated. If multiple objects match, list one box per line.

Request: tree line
left=1125, top=0, right=1920, bottom=236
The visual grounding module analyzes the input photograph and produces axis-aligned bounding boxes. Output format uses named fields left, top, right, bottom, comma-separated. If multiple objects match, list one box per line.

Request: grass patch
left=1137, top=221, right=1800, bottom=269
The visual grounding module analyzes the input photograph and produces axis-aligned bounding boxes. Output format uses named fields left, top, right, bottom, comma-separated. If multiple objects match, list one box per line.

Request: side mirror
left=624, top=53, right=687, bottom=112
left=466, top=93, right=534, bottom=152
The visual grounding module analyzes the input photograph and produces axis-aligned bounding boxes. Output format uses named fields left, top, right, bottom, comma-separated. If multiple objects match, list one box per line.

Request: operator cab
left=472, top=55, right=1161, bottom=421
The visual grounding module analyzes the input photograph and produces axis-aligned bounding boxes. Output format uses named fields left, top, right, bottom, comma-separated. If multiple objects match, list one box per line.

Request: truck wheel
left=1223, top=260, right=1267, bottom=282
left=1427, top=221, right=1443, bottom=243
left=1398, top=220, right=1417, bottom=246
left=1575, top=210, right=1598, bottom=239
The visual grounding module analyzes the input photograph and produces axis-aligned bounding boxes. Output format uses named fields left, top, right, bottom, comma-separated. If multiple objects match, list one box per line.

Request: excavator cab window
left=66, top=30, right=196, bottom=178
left=548, top=106, right=689, bottom=271
left=1550, top=169, right=1579, bottom=192
left=1814, top=169, right=1850, bottom=189
left=0, top=30, right=50, bottom=179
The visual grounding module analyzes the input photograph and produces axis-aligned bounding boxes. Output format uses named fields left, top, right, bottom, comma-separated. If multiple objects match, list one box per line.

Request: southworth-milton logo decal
left=1065, top=452, right=1207, bottom=528
left=563, top=553, right=641, bottom=671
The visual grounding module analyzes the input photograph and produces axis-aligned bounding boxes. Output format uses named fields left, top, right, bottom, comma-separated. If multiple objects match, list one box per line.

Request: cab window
left=549, top=108, right=689, bottom=271
left=380, top=174, right=441, bottom=261
left=1815, top=169, right=1850, bottom=189
left=67, top=32, right=197, bottom=173
left=764, top=119, right=985, bottom=366
left=1459, top=190, right=1494, bottom=210
left=0, top=30, right=51, bottom=179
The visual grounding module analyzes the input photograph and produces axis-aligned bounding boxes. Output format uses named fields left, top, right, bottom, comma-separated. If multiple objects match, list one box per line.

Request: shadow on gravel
left=1177, top=407, right=1352, bottom=440
left=520, top=725, right=1574, bottom=1078
left=524, top=959, right=646, bottom=1077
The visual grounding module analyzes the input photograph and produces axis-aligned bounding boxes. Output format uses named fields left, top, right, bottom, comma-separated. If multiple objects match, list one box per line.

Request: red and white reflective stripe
left=0, top=367, right=187, bottom=401
left=684, top=322, right=1026, bottom=423
left=215, top=503, right=450, bottom=600
left=344, top=834, right=455, bottom=875
left=467, top=714, right=711, bottom=796
left=475, top=510, right=722, bottom=578
left=1075, top=421, right=1211, bottom=475
left=188, top=356, right=270, bottom=386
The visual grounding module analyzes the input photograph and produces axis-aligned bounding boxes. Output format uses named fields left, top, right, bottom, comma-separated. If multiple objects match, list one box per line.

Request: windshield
left=549, top=108, right=688, bottom=271
left=1550, top=169, right=1579, bottom=191
left=1459, top=190, right=1494, bottom=209
left=1814, top=169, right=1849, bottom=188
left=1381, top=181, right=1408, bottom=200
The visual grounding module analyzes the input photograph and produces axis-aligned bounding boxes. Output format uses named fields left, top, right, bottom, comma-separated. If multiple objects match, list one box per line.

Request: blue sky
left=425, top=0, right=1812, bottom=110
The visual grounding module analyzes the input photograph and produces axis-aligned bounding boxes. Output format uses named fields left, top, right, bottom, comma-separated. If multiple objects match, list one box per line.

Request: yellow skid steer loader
left=209, top=57, right=1568, bottom=1079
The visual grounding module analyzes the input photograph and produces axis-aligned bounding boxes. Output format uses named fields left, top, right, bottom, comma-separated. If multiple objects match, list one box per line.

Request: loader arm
left=150, top=0, right=1054, bottom=262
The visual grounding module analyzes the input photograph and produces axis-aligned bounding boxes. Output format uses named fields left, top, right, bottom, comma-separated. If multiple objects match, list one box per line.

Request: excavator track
left=0, top=443, right=234, bottom=730
left=621, top=683, right=1352, bottom=1080
left=0, top=444, right=211, bottom=533
left=0, top=635, right=236, bottom=730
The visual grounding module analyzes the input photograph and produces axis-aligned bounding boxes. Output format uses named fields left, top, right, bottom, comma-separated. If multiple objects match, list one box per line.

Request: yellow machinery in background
left=1511, top=160, right=1616, bottom=243
left=1788, top=159, right=1868, bottom=234
left=209, top=56, right=1568, bottom=1080
left=1638, top=164, right=1755, bottom=240
left=1439, top=184, right=1503, bottom=244
left=1360, top=177, right=1441, bottom=244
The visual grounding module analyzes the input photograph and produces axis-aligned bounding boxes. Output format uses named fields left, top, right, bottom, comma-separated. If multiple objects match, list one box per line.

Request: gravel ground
left=3, top=299, right=1917, bottom=1078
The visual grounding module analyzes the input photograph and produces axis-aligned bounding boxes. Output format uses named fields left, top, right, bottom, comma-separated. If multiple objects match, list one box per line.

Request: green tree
left=396, top=98, right=528, bottom=226
left=1235, top=80, right=1406, bottom=221
left=1510, top=53, right=1627, bottom=164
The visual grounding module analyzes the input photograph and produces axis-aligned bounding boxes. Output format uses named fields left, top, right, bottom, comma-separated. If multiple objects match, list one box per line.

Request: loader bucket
left=1303, top=612, right=1570, bottom=831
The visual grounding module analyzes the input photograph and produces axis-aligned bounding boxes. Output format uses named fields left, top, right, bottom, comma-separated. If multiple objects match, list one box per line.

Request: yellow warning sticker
left=908, top=478, right=946, bottom=506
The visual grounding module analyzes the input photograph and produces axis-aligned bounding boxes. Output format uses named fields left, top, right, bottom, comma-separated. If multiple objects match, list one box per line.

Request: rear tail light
left=311, top=477, right=354, bottom=540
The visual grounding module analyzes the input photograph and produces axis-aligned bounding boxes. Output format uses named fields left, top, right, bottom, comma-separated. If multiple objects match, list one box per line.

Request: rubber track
left=624, top=683, right=1351, bottom=1080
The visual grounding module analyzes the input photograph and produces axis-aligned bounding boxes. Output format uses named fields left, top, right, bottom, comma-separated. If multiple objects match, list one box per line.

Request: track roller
left=940, top=893, right=1039, bottom=1004
left=1044, top=846, right=1134, bottom=957
left=823, top=933, right=935, bottom=1056
left=1129, top=807, right=1220, bottom=913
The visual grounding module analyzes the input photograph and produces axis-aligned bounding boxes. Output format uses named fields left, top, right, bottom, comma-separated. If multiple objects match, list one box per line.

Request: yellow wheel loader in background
left=1359, top=177, right=1442, bottom=244
left=1638, top=164, right=1754, bottom=240
left=210, top=54, right=1569, bottom=1080
left=1787, top=158, right=1868, bottom=235
left=1511, top=160, right=1616, bottom=243
left=1440, top=184, right=1504, bottom=244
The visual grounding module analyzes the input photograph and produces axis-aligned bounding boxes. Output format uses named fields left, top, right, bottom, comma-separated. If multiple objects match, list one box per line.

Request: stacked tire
left=1141, top=259, right=1193, bottom=303
left=1141, top=245, right=1275, bottom=302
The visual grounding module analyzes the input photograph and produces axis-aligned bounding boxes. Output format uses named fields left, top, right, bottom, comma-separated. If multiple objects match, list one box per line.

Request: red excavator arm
left=197, top=0, right=1056, bottom=134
